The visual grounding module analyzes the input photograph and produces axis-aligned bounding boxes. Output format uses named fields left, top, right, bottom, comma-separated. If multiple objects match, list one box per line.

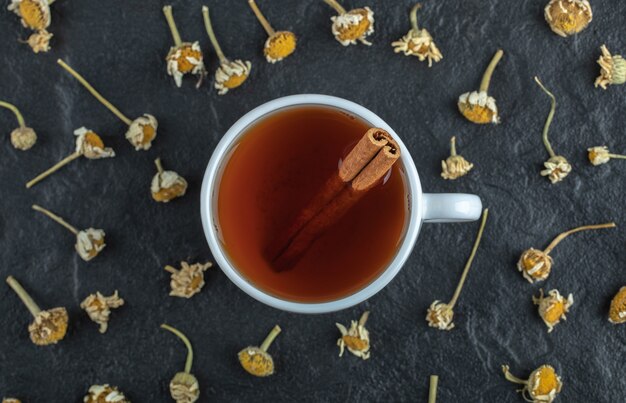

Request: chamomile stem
left=260, top=325, right=281, bottom=352
left=428, top=375, right=438, bottom=403
left=32, top=204, right=79, bottom=234
left=161, top=324, right=194, bottom=374
left=155, top=158, right=164, bottom=174
left=202, top=6, right=227, bottom=63
left=26, top=152, right=81, bottom=189
left=608, top=153, right=626, bottom=160
left=248, top=0, right=276, bottom=36
left=534, top=76, right=556, bottom=158
left=450, top=136, right=457, bottom=157
left=544, top=222, right=616, bottom=255
left=502, top=366, right=527, bottom=385
left=410, top=3, right=423, bottom=32
left=6, top=276, right=42, bottom=317
left=163, top=5, right=183, bottom=47
left=323, top=0, right=347, bottom=14
left=0, top=100, right=26, bottom=128
left=448, top=209, right=489, bottom=308
left=479, top=49, right=504, bottom=93
left=164, top=265, right=178, bottom=274
left=358, top=311, right=370, bottom=327
left=57, top=59, right=132, bottom=126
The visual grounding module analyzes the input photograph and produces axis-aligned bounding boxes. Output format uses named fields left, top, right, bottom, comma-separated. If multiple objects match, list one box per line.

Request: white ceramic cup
left=201, top=95, right=482, bottom=314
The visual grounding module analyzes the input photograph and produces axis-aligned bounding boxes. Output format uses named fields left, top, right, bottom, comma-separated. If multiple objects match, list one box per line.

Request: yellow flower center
left=84, top=132, right=105, bottom=149
left=342, top=335, right=368, bottom=351
left=533, top=366, right=559, bottom=396
left=609, top=287, right=626, bottom=323
left=223, top=72, right=249, bottom=89
left=265, top=32, right=297, bottom=61
left=337, top=9, right=371, bottom=41
left=547, top=2, right=591, bottom=35
left=175, top=46, right=202, bottom=73
left=238, top=350, right=274, bottom=377
left=458, top=102, right=495, bottom=124
left=141, top=124, right=156, bottom=145
left=153, top=183, right=186, bottom=202
left=543, top=300, right=565, bottom=324
left=19, top=0, right=47, bottom=30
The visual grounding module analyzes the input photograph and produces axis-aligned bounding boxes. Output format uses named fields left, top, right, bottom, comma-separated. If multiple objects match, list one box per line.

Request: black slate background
left=1, top=0, right=625, bottom=402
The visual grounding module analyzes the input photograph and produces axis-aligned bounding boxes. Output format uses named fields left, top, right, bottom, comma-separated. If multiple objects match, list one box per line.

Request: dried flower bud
left=126, top=114, right=158, bottom=151
left=329, top=6, right=374, bottom=46
left=75, top=228, right=106, bottom=261
left=166, top=42, right=206, bottom=88
left=503, top=364, right=562, bottom=403
left=608, top=286, right=626, bottom=324
left=165, top=261, right=213, bottom=298
left=238, top=325, right=281, bottom=377
left=441, top=136, right=473, bottom=180
left=215, top=60, right=252, bottom=95
left=2, top=398, right=21, bottom=403
left=26, top=29, right=52, bottom=53
left=594, top=45, right=626, bottom=90
left=151, top=158, right=188, bottom=202
left=170, top=372, right=200, bottom=403
left=74, top=127, right=115, bottom=159
left=517, top=248, right=552, bottom=283
left=84, top=384, right=129, bottom=403
left=8, top=0, right=51, bottom=31
left=541, top=155, right=571, bottom=184
left=458, top=50, right=503, bottom=125
left=29, top=307, right=69, bottom=346
left=80, top=291, right=124, bottom=333
left=336, top=311, right=371, bottom=359
left=264, top=32, right=297, bottom=63
left=587, top=146, right=610, bottom=166
left=10, top=126, right=37, bottom=150
left=544, top=0, right=592, bottom=37
left=391, top=3, right=442, bottom=67
left=533, top=289, right=573, bottom=333
left=426, top=301, right=454, bottom=330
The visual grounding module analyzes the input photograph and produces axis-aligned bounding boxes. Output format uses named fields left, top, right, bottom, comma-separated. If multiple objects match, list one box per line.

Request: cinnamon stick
left=272, top=139, right=400, bottom=272
left=266, top=128, right=393, bottom=261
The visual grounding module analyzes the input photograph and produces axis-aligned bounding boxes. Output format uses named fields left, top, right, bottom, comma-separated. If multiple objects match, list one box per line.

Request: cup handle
left=422, top=193, right=482, bottom=223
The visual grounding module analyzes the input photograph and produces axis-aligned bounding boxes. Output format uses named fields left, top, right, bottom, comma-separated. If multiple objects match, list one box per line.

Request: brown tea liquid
left=217, top=106, right=408, bottom=302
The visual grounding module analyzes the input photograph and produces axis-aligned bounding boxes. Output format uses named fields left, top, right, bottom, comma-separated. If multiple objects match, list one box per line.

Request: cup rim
left=200, top=94, right=422, bottom=314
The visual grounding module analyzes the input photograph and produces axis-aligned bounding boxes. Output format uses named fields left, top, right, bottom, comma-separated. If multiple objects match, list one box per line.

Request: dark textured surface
left=1, top=0, right=625, bottom=402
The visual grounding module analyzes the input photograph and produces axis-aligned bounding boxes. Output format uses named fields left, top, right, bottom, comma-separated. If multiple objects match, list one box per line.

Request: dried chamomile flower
left=26, top=127, right=114, bottom=188
left=544, top=0, right=592, bottom=37
left=534, top=77, right=571, bottom=184
left=323, top=0, right=374, bottom=46
left=0, top=99, right=37, bottom=150
left=152, top=158, right=188, bottom=203
left=238, top=325, right=281, bottom=377
left=163, top=5, right=206, bottom=88
left=391, top=3, right=442, bottom=67
left=533, top=289, right=573, bottom=333
left=608, top=286, right=626, bottom=324
left=457, top=49, right=503, bottom=124
left=84, top=384, right=130, bottom=403
left=441, top=136, right=473, bottom=180
left=587, top=146, right=626, bottom=166
left=427, top=209, right=489, bottom=330
left=3, top=398, right=21, bottom=403
left=248, top=0, right=297, bottom=63
left=32, top=204, right=107, bottom=261
left=6, top=275, right=68, bottom=346
left=594, top=45, right=626, bottom=90
left=202, top=6, right=251, bottom=95
left=165, top=261, right=213, bottom=298
left=26, top=29, right=52, bottom=53
left=58, top=59, right=158, bottom=151
left=502, top=364, right=562, bottom=403
left=80, top=291, right=124, bottom=333
left=517, top=222, right=615, bottom=283
left=336, top=311, right=370, bottom=359
left=8, top=0, right=55, bottom=53
left=161, top=324, right=200, bottom=403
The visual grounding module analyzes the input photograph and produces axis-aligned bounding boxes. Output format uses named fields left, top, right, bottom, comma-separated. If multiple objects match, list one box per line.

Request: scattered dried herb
left=323, top=0, right=374, bottom=46
left=57, top=59, right=158, bottom=151
left=544, top=0, right=592, bottom=37
left=152, top=158, right=188, bottom=203
left=32, top=204, right=107, bottom=261
left=457, top=49, right=503, bottom=124
left=248, top=0, right=297, bottom=63
left=8, top=0, right=54, bottom=53
left=163, top=5, right=206, bottom=88
left=161, top=324, right=200, bottom=403
left=517, top=222, right=615, bottom=283
left=608, top=286, right=626, bottom=325
left=25, top=127, right=114, bottom=188
left=502, top=364, right=562, bottom=403
left=202, top=6, right=251, bottom=95
left=0, top=100, right=37, bottom=150
left=428, top=375, right=438, bottom=403
left=165, top=261, right=213, bottom=298
left=6, top=275, right=68, bottom=346
left=391, top=3, right=442, bottom=67
left=534, top=77, right=571, bottom=184
left=587, top=146, right=626, bottom=166
left=80, top=291, right=124, bottom=334
left=441, top=136, right=473, bottom=180
left=533, top=289, right=573, bottom=333
left=84, top=385, right=129, bottom=403
left=238, top=324, right=281, bottom=377
left=336, top=311, right=371, bottom=359
left=427, top=209, right=488, bottom=330
left=594, top=45, right=626, bottom=90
